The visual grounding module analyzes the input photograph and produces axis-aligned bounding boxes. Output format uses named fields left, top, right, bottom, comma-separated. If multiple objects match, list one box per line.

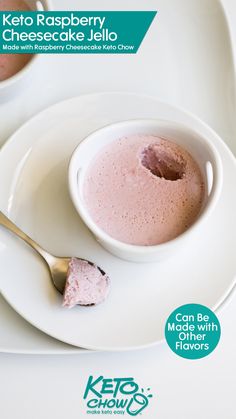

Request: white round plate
left=0, top=93, right=235, bottom=351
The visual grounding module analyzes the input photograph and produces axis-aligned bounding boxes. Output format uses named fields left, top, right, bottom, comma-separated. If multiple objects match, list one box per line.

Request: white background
left=0, top=1, right=236, bottom=418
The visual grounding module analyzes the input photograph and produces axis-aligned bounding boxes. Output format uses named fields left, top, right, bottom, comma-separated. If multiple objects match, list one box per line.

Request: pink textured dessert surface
left=83, top=135, right=205, bottom=246
left=63, top=258, right=110, bottom=308
left=0, top=0, right=32, bottom=81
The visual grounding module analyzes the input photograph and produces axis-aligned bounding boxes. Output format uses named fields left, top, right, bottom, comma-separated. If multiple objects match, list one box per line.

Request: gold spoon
left=0, top=211, right=106, bottom=296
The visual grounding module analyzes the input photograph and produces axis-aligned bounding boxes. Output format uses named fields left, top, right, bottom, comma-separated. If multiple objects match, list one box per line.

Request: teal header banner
left=0, top=11, right=157, bottom=54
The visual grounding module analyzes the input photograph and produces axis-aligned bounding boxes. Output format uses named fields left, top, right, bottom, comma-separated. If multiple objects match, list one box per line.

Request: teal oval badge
left=165, top=303, right=221, bottom=359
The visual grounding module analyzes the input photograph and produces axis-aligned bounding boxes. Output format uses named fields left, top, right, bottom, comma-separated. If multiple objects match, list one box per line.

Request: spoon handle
left=0, top=211, right=54, bottom=265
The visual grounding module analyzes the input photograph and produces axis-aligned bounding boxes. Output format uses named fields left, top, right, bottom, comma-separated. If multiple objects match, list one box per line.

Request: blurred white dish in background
left=0, top=0, right=51, bottom=96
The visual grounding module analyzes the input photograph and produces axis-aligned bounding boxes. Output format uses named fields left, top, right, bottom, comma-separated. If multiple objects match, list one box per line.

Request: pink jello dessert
left=63, top=258, right=110, bottom=308
left=83, top=135, right=205, bottom=246
left=0, top=0, right=32, bottom=81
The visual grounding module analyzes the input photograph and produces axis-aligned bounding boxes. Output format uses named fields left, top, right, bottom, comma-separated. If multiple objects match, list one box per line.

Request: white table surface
left=0, top=1, right=236, bottom=418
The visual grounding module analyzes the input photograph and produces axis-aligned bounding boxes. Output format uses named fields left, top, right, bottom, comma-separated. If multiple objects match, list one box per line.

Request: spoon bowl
left=47, top=256, right=71, bottom=294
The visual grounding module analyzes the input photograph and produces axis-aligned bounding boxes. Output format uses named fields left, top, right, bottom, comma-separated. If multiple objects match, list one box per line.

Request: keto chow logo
left=84, top=376, right=153, bottom=416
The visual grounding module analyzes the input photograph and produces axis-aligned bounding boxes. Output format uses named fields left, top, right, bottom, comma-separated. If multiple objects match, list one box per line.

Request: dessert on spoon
left=0, top=211, right=110, bottom=308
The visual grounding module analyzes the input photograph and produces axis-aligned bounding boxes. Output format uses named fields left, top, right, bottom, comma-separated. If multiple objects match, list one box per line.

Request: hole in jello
left=0, top=0, right=34, bottom=82
left=140, top=144, right=186, bottom=181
